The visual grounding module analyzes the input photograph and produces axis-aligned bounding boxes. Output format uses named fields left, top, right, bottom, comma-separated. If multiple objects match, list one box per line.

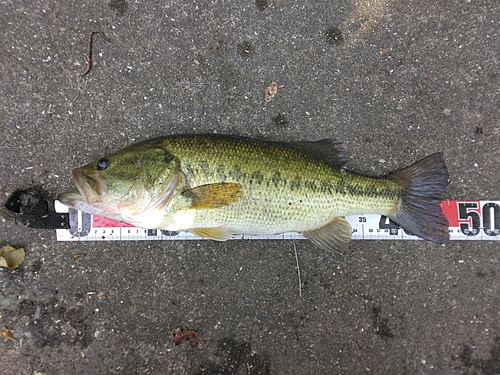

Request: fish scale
left=58, top=134, right=450, bottom=251
left=162, top=135, right=399, bottom=229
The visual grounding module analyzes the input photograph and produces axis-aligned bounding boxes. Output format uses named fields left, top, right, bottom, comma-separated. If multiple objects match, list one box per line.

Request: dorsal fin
left=290, top=139, right=348, bottom=168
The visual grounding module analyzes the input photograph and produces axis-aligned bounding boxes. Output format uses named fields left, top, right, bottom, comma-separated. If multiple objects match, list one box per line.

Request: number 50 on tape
left=55, top=200, right=499, bottom=242
left=443, top=200, right=499, bottom=238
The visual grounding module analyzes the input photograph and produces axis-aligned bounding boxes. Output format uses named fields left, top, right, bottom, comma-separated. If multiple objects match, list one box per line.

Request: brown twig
left=1, top=138, right=13, bottom=147
left=81, top=30, right=111, bottom=77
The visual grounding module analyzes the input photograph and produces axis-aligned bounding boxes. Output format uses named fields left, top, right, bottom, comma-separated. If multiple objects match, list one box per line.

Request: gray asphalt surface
left=1, top=0, right=499, bottom=374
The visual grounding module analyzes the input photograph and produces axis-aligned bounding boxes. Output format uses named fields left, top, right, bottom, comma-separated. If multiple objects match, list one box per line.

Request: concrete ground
left=1, top=0, right=499, bottom=374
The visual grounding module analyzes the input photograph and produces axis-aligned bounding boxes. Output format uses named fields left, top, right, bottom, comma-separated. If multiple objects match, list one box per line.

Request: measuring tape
left=54, top=200, right=500, bottom=242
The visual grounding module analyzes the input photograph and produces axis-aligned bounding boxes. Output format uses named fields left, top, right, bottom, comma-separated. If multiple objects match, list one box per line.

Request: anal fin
left=302, top=217, right=352, bottom=252
left=190, top=227, right=233, bottom=241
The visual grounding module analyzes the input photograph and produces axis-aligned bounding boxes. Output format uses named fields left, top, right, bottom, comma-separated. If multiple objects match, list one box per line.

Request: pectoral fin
left=302, top=217, right=352, bottom=252
left=183, top=182, right=243, bottom=209
left=190, top=227, right=233, bottom=241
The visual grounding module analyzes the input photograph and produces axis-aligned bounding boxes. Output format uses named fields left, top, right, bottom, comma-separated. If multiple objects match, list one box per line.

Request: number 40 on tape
left=55, top=200, right=499, bottom=241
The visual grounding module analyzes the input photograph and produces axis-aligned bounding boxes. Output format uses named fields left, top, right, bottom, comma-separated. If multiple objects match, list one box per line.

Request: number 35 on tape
left=443, top=200, right=499, bottom=239
left=55, top=200, right=499, bottom=241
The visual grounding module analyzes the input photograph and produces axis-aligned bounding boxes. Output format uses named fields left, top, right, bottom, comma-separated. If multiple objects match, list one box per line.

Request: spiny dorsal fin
left=290, top=139, right=348, bottom=168
left=183, top=182, right=243, bottom=209
left=190, top=227, right=233, bottom=241
left=302, top=216, right=352, bottom=252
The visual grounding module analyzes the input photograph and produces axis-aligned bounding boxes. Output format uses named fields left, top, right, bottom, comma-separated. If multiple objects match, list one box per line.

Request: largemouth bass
left=59, top=134, right=449, bottom=251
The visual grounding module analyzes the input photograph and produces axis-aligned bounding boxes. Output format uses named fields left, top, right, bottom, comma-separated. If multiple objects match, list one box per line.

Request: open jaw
left=58, top=168, right=104, bottom=208
left=74, top=168, right=105, bottom=203
left=58, top=164, right=181, bottom=228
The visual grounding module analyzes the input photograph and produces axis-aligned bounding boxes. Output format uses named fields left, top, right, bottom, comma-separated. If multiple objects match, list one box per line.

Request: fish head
left=59, top=143, right=180, bottom=223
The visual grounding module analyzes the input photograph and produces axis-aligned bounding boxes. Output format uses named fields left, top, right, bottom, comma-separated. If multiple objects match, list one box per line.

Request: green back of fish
left=147, top=134, right=400, bottom=234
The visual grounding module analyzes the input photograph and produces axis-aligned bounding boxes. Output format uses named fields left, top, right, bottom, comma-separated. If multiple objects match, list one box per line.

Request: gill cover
left=78, top=144, right=180, bottom=216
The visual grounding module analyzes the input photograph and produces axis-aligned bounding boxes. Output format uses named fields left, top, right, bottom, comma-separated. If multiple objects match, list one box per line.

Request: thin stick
left=81, top=30, right=111, bottom=77
left=293, top=240, right=302, bottom=297
left=1, top=138, right=13, bottom=147
left=128, top=12, right=133, bottom=29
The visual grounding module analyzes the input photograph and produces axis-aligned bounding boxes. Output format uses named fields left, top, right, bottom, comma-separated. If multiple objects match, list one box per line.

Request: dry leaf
left=264, top=81, right=278, bottom=104
left=0, top=245, right=25, bottom=269
left=169, top=327, right=199, bottom=348
left=0, top=326, right=17, bottom=342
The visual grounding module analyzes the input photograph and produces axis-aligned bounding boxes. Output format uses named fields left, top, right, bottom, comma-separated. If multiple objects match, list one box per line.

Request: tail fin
left=389, top=153, right=449, bottom=243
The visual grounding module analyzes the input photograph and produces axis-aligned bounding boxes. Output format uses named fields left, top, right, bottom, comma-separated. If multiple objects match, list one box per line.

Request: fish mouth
left=57, top=191, right=84, bottom=208
left=58, top=167, right=104, bottom=206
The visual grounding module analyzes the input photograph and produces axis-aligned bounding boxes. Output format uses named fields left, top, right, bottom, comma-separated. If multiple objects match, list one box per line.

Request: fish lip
left=66, top=167, right=105, bottom=204
left=57, top=191, right=84, bottom=207
left=72, top=168, right=89, bottom=202
left=57, top=169, right=90, bottom=206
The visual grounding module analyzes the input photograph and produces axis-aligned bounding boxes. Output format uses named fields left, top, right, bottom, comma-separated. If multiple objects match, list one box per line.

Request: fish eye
left=96, top=158, right=109, bottom=170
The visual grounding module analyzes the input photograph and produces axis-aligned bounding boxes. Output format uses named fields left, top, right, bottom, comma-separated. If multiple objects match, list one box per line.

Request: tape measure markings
left=54, top=200, right=500, bottom=242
